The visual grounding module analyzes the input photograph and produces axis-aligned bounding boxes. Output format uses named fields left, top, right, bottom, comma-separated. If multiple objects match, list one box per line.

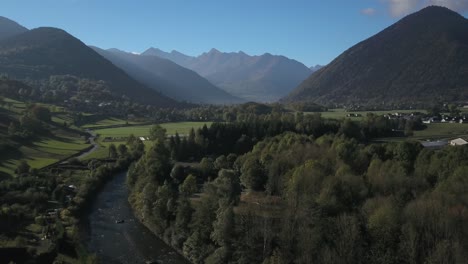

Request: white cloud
left=383, top=0, right=468, bottom=17
left=361, top=7, right=377, bottom=15
left=385, top=0, right=420, bottom=17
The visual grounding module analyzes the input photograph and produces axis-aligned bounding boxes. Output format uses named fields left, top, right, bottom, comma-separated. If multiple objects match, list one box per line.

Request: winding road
left=77, top=129, right=99, bottom=160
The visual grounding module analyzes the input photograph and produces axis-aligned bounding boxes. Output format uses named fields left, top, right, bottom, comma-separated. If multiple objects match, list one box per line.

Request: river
left=82, top=171, right=189, bottom=264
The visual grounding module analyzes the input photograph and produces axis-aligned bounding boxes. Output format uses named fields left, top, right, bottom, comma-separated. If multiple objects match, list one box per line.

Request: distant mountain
left=93, top=47, right=243, bottom=104
left=309, top=65, right=323, bottom=72
left=284, top=6, right=468, bottom=106
left=0, top=16, right=28, bottom=41
left=142, top=48, right=312, bottom=102
left=0, top=26, right=178, bottom=107
left=142, top=47, right=194, bottom=66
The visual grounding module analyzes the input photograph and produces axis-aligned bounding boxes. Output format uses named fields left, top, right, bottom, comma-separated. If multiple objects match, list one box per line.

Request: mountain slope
left=93, top=47, right=243, bottom=104
left=143, top=48, right=312, bottom=102
left=0, top=27, right=178, bottom=107
left=0, top=16, right=28, bottom=41
left=142, top=47, right=194, bottom=66
left=284, top=6, right=468, bottom=106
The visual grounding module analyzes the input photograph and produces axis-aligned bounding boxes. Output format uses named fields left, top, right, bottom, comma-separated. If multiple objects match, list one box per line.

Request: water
left=83, top=171, right=189, bottom=264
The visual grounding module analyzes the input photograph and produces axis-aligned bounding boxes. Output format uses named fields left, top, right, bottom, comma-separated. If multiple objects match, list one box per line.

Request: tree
left=16, top=160, right=30, bottom=175
left=8, top=122, right=18, bottom=136
left=212, top=169, right=241, bottom=205
left=117, top=144, right=127, bottom=157
left=240, top=158, right=266, bottom=191
left=200, top=158, right=215, bottom=179
left=208, top=203, right=235, bottom=263
left=180, top=174, right=198, bottom=196
left=214, top=155, right=229, bottom=170
left=448, top=104, right=460, bottom=116
left=108, top=144, right=117, bottom=158
left=170, top=164, right=186, bottom=184
left=29, top=105, right=51, bottom=122
left=149, top=124, right=167, bottom=141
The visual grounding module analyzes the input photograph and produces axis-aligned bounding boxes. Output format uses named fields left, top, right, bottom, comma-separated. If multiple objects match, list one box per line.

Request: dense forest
left=125, top=113, right=466, bottom=264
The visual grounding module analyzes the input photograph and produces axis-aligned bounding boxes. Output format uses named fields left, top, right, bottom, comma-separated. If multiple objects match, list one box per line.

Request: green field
left=412, top=123, right=468, bottom=139
left=0, top=136, right=90, bottom=176
left=313, top=108, right=426, bottom=120
left=94, top=121, right=213, bottom=138
left=80, top=122, right=213, bottom=160
left=2, top=98, right=27, bottom=115
left=81, top=117, right=145, bottom=129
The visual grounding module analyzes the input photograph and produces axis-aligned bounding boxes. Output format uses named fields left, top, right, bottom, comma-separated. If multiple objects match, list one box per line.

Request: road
left=77, top=130, right=99, bottom=160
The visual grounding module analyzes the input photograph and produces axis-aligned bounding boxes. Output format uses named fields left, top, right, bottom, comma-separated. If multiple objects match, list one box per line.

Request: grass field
left=80, top=122, right=213, bottom=160
left=313, top=108, right=427, bottom=120
left=81, top=117, right=145, bottom=129
left=93, top=121, right=213, bottom=138
left=412, top=123, right=468, bottom=139
left=0, top=136, right=90, bottom=176
left=2, top=98, right=27, bottom=115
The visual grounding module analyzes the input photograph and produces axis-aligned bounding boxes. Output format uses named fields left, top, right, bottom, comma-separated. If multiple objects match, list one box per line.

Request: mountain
left=0, top=26, right=178, bottom=107
left=142, top=48, right=312, bottom=102
left=142, top=47, right=194, bottom=66
left=284, top=6, right=468, bottom=106
left=0, top=16, right=28, bottom=41
left=93, top=47, right=243, bottom=104
left=309, top=65, right=323, bottom=72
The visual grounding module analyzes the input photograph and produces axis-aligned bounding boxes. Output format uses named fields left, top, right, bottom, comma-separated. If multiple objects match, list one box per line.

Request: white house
left=450, top=138, right=468, bottom=146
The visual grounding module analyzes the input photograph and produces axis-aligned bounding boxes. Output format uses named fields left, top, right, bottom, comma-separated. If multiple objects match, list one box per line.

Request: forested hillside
left=127, top=112, right=467, bottom=263
left=0, top=25, right=179, bottom=107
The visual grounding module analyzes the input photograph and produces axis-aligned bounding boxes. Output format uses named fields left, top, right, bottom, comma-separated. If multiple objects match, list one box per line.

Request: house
left=422, top=117, right=441, bottom=124
left=450, top=138, right=468, bottom=146
left=422, top=119, right=431, bottom=124
left=441, top=116, right=452, bottom=123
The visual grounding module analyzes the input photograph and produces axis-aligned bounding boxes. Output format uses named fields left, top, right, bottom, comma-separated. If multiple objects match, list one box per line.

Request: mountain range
left=284, top=6, right=468, bottom=106
left=92, top=47, right=243, bottom=104
left=142, top=48, right=314, bottom=102
left=0, top=18, right=178, bottom=107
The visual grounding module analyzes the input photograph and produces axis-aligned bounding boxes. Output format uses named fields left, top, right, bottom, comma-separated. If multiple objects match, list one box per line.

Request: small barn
left=450, top=138, right=468, bottom=146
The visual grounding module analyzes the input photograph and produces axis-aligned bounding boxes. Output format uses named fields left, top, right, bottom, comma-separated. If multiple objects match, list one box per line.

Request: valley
left=0, top=3, right=468, bottom=264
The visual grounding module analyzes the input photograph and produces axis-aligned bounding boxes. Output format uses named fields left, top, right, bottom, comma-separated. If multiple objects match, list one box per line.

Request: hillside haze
left=0, top=16, right=28, bottom=41
left=93, top=47, right=243, bottom=104
left=0, top=24, right=178, bottom=107
left=284, top=6, right=468, bottom=106
left=142, top=48, right=312, bottom=102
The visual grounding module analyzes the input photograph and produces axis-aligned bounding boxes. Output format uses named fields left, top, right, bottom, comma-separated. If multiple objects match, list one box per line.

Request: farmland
left=81, top=121, right=213, bottom=160
left=93, top=121, right=213, bottom=137
left=313, top=108, right=426, bottom=120
left=0, top=134, right=90, bottom=176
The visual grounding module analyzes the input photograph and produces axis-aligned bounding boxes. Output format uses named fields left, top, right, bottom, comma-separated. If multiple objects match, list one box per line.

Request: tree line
left=125, top=113, right=459, bottom=264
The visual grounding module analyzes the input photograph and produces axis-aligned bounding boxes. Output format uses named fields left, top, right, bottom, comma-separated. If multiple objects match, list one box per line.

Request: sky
left=2, top=0, right=468, bottom=67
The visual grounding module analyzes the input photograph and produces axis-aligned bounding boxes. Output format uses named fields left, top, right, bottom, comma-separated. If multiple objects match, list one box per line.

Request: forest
left=126, top=112, right=467, bottom=264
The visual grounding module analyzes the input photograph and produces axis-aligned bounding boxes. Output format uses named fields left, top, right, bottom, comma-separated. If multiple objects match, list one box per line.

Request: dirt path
left=77, top=130, right=99, bottom=160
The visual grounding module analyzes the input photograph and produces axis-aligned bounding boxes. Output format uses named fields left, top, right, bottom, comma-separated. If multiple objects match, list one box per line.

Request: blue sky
left=2, top=0, right=468, bottom=67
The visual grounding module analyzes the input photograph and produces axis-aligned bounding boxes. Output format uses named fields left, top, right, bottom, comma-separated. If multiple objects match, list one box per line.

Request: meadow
left=93, top=121, right=213, bottom=137
left=0, top=135, right=90, bottom=176
left=412, top=123, right=468, bottom=139
left=314, top=108, right=426, bottom=120
left=81, top=117, right=145, bottom=129
left=81, top=121, right=213, bottom=160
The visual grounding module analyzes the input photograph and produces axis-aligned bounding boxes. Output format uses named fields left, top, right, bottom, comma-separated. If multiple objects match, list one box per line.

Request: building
left=450, top=138, right=468, bottom=146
